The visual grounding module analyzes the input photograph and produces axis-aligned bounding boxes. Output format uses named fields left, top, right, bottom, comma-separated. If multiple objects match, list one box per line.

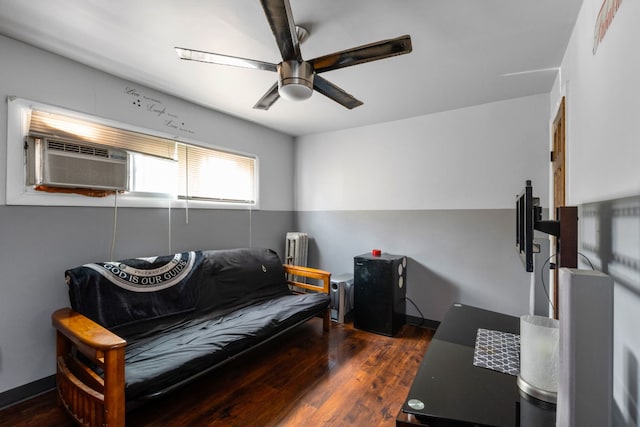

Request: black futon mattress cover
left=65, top=247, right=329, bottom=401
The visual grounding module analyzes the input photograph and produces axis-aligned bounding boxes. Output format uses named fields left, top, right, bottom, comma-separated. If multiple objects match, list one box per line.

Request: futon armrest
left=283, top=264, right=331, bottom=294
left=52, top=307, right=126, bottom=426
left=52, top=307, right=126, bottom=353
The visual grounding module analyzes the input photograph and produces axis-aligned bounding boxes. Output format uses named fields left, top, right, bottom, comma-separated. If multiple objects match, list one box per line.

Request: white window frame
left=5, top=97, right=259, bottom=209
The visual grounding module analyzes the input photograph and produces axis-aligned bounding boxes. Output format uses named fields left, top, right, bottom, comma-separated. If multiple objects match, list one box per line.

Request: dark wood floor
left=0, top=319, right=433, bottom=427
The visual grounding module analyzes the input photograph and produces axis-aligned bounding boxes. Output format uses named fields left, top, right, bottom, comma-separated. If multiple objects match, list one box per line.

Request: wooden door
left=551, top=97, right=566, bottom=318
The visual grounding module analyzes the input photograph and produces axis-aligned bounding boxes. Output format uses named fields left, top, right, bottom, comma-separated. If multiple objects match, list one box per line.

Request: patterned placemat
left=473, top=328, right=520, bottom=376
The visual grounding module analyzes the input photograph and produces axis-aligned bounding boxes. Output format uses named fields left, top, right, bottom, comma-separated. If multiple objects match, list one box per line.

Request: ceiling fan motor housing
left=277, top=60, right=314, bottom=100
left=175, top=0, right=411, bottom=109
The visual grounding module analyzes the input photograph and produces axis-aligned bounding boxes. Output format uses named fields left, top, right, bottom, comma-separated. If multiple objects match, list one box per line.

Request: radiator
left=285, top=232, right=308, bottom=287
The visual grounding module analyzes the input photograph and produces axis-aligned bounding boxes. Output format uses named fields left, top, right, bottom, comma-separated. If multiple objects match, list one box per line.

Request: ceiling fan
left=175, top=0, right=412, bottom=110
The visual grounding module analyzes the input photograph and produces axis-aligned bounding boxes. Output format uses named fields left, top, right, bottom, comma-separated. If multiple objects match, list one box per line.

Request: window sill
left=6, top=188, right=259, bottom=210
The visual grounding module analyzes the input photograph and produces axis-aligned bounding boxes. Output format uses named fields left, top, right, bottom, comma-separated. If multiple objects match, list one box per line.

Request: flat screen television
left=516, top=180, right=541, bottom=272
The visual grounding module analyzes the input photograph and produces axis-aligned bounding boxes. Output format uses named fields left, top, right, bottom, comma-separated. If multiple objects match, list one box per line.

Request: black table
left=397, top=303, right=556, bottom=427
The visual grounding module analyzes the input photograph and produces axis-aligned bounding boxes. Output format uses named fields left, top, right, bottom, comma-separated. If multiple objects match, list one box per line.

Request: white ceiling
left=0, top=0, right=583, bottom=136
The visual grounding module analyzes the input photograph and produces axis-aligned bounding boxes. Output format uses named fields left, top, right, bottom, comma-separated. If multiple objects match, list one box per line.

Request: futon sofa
left=52, top=247, right=331, bottom=427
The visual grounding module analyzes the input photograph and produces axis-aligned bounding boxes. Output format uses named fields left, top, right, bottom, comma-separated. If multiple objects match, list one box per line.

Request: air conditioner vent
left=47, top=140, right=110, bottom=158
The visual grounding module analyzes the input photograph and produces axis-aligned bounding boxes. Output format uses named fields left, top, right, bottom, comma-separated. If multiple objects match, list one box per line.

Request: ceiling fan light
left=277, top=60, right=314, bottom=101
left=279, top=82, right=313, bottom=101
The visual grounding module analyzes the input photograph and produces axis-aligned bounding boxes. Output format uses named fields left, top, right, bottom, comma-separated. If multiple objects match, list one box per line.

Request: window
left=6, top=98, right=258, bottom=207
left=177, top=144, right=256, bottom=203
left=130, top=153, right=178, bottom=196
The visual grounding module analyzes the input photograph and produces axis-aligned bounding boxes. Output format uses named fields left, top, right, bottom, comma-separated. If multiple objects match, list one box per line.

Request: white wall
left=552, top=0, right=640, bottom=206
left=296, top=94, right=549, bottom=211
left=550, top=0, right=640, bottom=424
left=295, top=94, right=551, bottom=321
left=0, top=35, right=295, bottom=395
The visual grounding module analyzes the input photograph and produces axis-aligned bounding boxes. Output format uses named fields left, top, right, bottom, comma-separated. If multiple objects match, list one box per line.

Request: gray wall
left=0, top=206, right=293, bottom=391
left=297, top=209, right=550, bottom=321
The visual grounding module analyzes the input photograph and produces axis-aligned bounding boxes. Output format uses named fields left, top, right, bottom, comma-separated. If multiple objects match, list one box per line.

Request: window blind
left=29, top=110, right=177, bottom=160
left=177, top=143, right=256, bottom=203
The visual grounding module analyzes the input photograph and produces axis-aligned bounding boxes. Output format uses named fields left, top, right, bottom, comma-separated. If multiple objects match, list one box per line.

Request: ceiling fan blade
left=259, top=0, right=301, bottom=61
left=175, top=47, right=277, bottom=72
left=501, top=67, right=560, bottom=77
left=253, top=82, right=281, bottom=110
left=313, top=75, right=363, bottom=109
left=310, top=35, right=412, bottom=74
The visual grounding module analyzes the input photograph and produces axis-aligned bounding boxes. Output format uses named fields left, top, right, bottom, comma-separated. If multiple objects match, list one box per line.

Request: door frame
left=551, top=96, right=566, bottom=319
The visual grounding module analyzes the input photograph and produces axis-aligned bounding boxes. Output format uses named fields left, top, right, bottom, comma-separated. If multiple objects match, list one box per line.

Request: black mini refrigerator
left=353, top=253, right=407, bottom=336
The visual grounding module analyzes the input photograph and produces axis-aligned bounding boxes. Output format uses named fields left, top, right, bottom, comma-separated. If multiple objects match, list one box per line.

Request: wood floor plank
left=0, top=319, right=433, bottom=427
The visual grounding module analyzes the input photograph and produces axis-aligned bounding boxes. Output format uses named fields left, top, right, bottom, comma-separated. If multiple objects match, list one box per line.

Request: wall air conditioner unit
left=28, top=137, right=129, bottom=191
